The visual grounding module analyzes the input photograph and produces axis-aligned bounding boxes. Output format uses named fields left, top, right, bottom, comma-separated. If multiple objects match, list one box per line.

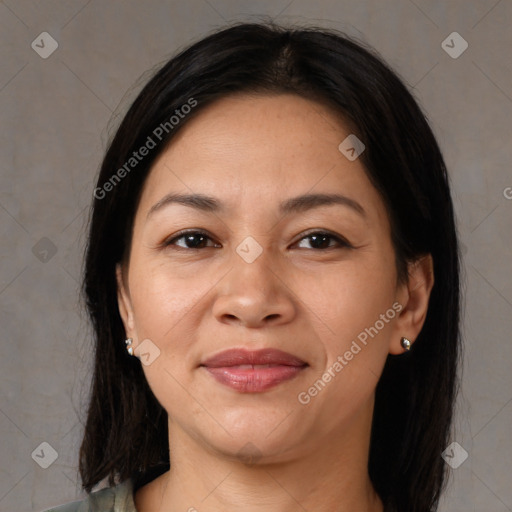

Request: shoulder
left=41, top=478, right=136, bottom=512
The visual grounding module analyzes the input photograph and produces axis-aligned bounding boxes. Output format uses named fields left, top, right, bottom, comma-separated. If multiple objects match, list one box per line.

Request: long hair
left=79, top=21, right=461, bottom=512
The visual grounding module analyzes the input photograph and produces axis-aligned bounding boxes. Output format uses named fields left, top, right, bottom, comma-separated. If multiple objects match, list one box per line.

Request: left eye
left=294, top=232, right=350, bottom=250
left=164, top=230, right=350, bottom=251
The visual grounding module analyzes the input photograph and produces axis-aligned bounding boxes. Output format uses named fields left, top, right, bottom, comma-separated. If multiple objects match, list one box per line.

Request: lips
left=201, top=348, right=306, bottom=368
left=200, top=348, right=308, bottom=392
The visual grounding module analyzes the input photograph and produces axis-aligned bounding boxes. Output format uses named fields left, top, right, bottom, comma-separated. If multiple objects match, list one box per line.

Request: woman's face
left=117, top=93, right=421, bottom=462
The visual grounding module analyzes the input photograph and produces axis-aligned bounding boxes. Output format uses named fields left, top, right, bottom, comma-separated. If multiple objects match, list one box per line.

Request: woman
left=44, top=21, right=461, bottom=512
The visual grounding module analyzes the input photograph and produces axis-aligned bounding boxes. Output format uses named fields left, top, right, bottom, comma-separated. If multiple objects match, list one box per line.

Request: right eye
left=163, top=230, right=221, bottom=250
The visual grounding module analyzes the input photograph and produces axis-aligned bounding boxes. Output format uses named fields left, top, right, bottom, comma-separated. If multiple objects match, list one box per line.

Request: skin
left=116, top=93, right=434, bottom=512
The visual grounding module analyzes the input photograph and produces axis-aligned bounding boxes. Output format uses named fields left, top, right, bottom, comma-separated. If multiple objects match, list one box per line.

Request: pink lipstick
left=200, top=348, right=308, bottom=392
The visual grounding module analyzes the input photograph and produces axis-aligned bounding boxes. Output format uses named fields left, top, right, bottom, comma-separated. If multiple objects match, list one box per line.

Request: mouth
left=200, top=348, right=308, bottom=393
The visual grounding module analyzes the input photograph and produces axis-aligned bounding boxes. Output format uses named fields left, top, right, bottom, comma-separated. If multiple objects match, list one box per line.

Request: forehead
left=158, top=93, right=353, bottom=171
left=136, top=93, right=387, bottom=223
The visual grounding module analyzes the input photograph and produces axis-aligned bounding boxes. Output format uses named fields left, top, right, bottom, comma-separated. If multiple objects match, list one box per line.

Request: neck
left=141, top=398, right=383, bottom=512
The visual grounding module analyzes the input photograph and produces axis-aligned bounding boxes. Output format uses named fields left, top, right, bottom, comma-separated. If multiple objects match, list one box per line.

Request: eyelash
left=162, top=229, right=353, bottom=251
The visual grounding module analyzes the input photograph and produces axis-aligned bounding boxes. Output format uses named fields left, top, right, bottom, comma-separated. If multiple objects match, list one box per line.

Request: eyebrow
left=146, top=192, right=366, bottom=220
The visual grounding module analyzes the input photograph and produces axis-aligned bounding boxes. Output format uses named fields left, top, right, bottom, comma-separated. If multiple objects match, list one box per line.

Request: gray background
left=1, top=1, right=511, bottom=511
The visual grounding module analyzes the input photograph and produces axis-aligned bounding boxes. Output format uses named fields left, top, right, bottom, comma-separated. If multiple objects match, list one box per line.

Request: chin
left=196, top=411, right=303, bottom=462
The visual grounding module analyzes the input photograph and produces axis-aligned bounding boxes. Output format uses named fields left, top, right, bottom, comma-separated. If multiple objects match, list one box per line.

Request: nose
left=212, top=247, right=296, bottom=329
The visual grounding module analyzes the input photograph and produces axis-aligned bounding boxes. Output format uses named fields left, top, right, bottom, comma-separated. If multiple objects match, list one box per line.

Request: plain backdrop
left=1, top=1, right=511, bottom=511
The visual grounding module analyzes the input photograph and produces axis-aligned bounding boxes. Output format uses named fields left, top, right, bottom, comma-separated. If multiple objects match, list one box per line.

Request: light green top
left=42, top=478, right=137, bottom=512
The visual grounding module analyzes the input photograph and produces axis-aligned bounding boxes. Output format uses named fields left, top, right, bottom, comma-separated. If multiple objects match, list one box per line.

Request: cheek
left=127, top=262, right=203, bottom=407
left=128, top=259, right=198, bottom=347
left=309, top=253, right=397, bottom=370
left=127, top=256, right=226, bottom=376
left=319, top=258, right=395, bottom=324
left=297, top=266, right=396, bottom=427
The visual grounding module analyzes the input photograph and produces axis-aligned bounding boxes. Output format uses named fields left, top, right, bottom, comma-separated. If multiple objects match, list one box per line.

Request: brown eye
left=295, top=231, right=351, bottom=250
left=164, top=230, right=219, bottom=249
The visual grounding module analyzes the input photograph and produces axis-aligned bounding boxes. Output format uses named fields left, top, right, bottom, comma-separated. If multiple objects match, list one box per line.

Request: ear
left=389, top=254, right=434, bottom=354
left=116, top=263, right=136, bottom=339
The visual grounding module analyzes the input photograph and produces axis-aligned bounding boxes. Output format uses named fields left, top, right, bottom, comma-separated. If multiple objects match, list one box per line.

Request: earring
left=400, top=336, right=412, bottom=351
left=125, top=338, right=134, bottom=356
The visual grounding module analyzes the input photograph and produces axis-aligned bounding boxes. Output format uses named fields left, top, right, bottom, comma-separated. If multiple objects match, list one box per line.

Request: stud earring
left=400, top=336, right=412, bottom=351
left=125, top=338, right=134, bottom=356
